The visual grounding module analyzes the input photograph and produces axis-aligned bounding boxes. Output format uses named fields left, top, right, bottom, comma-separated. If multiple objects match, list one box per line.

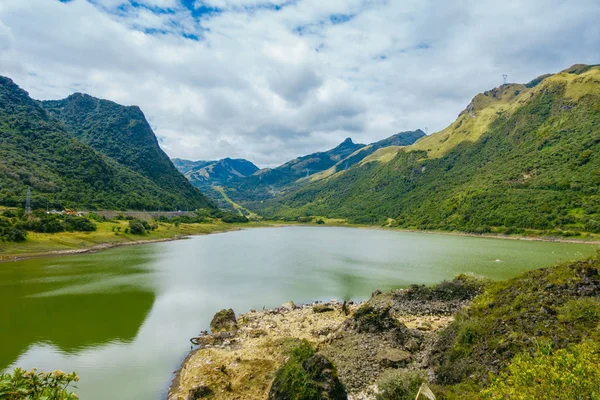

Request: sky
left=0, top=0, right=599, bottom=167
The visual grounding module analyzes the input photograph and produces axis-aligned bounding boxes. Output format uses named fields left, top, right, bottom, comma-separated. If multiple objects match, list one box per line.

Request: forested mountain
left=254, top=64, right=600, bottom=234
left=41, top=94, right=211, bottom=209
left=0, top=76, right=214, bottom=211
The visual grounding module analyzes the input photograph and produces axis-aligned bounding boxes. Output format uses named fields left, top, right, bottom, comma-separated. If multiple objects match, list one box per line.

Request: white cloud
left=0, top=0, right=599, bottom=166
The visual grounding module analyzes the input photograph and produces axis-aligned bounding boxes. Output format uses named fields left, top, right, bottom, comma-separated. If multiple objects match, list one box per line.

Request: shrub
left=0, top=368, right=79, bottom=399
left=6, top=227, right=27, bottom=242
left=376, top=369, right=425, bottom=400
left=558, top=298, right=600, bottom=328
left=63, top=216, right=96, bottom=232
left=128, top=219, right=146, bottom=235
left=268, top=340, right=346, bottom=400
left=221, top=213, right=249, bottom=223
left=482, top=341, right=600, bottom=399
left=2, top=210, right=16, bottom=218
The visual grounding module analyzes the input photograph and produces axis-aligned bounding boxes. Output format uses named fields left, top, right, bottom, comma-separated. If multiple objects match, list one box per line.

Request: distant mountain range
left=173, top=130, right=425, bottom=211
left=175, top=64, right=600, bottom=235
left=0, top=77, right=214, bottom=211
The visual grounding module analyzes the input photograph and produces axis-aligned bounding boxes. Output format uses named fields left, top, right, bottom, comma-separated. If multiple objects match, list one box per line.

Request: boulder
left=376, top=348, right=412, bottom=368
left=313, top=304, right=335, bottom=313
left=210, top=309, right=238, bottom=333
left=282, top=301, right=297, bottom=311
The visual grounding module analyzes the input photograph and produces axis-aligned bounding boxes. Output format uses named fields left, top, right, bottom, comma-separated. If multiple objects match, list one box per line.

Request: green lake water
left=1, top=226, right=598, bottom=399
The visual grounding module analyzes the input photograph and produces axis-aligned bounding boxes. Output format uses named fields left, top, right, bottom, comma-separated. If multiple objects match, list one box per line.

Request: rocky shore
left=168, top=275, right=485, bottom=400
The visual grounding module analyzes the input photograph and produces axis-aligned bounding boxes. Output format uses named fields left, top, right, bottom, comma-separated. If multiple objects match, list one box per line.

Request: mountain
left=175, top=132, right=425, bottom=211
left=173, top=157, right=259, bottom=186
left=221, top=138, right=367, bottom=204
left=0, top=76, right=214, bottom=211
left=40, top=94, right=212, bottom=209
left=254, top=64, right=600, bottom=234
left=305, top=130, right=426, bottom=181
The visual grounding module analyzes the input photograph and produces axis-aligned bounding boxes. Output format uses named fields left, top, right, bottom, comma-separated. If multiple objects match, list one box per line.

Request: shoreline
left=167, top=285, right=467, bottom=400
left=0, top=225, right=247, bottom=263
left=1, top=222, right=599, bottom=264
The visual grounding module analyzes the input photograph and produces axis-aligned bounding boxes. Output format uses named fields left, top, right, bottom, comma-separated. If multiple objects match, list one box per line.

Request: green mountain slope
left=41, top=94, right=212, bottom=209
left=255, top=65, right=600, bottom=233
left=0, top=76, right=214, bottom=211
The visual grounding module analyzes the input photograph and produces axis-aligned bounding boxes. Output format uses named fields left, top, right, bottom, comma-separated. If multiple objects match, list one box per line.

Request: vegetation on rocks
left=268, top=340, right=347, bottom=400
left=482, top=340, right=600, bottom=400
left=210, top=309, right=238, bottom=333
left=430, top=255, right=600, bottom=398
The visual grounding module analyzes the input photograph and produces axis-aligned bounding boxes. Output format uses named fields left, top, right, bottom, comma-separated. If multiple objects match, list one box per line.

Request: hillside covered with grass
left=254, top=65, right=600, bottom=235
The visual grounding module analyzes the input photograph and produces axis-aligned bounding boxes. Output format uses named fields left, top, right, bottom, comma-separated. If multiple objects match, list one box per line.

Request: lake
left=1, top=226, right=598, bottom=399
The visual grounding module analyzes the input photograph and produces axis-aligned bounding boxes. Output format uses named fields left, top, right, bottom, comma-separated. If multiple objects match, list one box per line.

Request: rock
left=405, top=338, right=420, bottom=352
left=371, top=289, right=382, bottom=298
left=376, top=348, right=412, bottom=368
left=416, top=321, right=433, bottom=331
left=189, top=385, right=212, bottom=399
left=282, top=301, right=297, bottom=311
left=247, top=329, right=267, bottom=338
left=210, top=309, right=238, bottom=333
left=190, top=335, right=215, bottom=347
left=313, top=304, right=335, bottom=313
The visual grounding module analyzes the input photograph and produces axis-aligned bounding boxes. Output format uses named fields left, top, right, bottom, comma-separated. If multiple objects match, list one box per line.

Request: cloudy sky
left=1, top=0, right=599, bottom=166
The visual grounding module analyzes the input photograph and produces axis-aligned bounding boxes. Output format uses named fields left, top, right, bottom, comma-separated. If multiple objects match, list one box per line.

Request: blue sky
left=1, top=0, right=599, bottom=166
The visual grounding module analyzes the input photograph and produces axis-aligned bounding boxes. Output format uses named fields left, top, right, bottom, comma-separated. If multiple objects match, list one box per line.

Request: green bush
left=376, top=369, right=425, bottom=400
left=558, top=298, right=600, bottom=328
left=0, top=368, right=79, bottom=399
left=482, top=341, right=600, bottom=399
left=63, top=216, right=96, bottom=232
left=128, top=219, right=146, bottom=235
left=268, top=340, right=346, bottom=400
left=6, top=227, right=27, bottom=242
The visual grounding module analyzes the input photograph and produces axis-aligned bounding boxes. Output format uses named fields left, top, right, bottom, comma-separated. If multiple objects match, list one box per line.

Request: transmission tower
left=25, top=187, right=31, bottom=215
left=424, top=127, right=429, bottom=134
left=304, top=168, right=311, bottom=178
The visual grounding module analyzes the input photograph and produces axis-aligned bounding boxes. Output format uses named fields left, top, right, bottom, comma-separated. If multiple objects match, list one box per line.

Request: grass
left=430, top=255, right=600, bottom=396
left=212, top=186, right=259, bottom=218
left=0, top=220, right=277, bottom=259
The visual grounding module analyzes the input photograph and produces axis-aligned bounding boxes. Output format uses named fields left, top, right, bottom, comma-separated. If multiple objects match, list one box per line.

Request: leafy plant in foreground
left=0, top=368, right=79, bottom=400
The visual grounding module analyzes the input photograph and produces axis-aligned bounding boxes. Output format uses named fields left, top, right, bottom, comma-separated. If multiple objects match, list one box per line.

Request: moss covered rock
left=210, top=309, right=238, bottom=333
left=268, top=340, right=347, bottom=400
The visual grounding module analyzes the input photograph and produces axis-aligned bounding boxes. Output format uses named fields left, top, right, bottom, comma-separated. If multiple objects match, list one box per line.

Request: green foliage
left=128, top=219, right=154, bottom=235
left=268, top=340, right=347, bottom=400
left=0, top=368, right=79, bottom=399
left=482, top=341, right=600, bottom=400
left=221, top=213, right=249, bottom=223
left=557, top=298, right=600, bottom=328
left=376, top=369, right=425, bottom=400
left=5, top=227, right=27, bottom=242
left=0, top=76, right=214, bottom=211
left=430, top=256, right=600, bottom=391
